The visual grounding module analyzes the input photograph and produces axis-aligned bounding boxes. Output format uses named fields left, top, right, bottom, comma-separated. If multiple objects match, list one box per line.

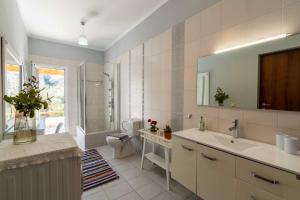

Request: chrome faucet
left=228, top=119, right=240, bottom=138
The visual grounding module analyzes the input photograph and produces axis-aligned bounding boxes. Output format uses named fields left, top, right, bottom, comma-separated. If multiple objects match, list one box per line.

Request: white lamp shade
left=78, top=34, right=88, bottom=46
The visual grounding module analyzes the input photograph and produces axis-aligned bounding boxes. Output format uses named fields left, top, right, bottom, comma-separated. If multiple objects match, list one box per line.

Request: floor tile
left=150, top=192, right=174, bottom=200
left=101, top=177, right=125, bottom=189
left=116, top=191, right=143, bottom=200
left=113, top=163, right=134, bottom=172
left=127, top=174, right=153, bottom=190
left=120, top=167, right=142, bottom=180
left=136, top=183, right=164, bottom=200
left=103, top=182, right=133, bottom=200
left=89, top=146, right=195, bottom=200
left=82, top=186, right=104, bottom=198
left=82, top=190, right=108, bottom=200
left=169, top=184, right=194, bottom=200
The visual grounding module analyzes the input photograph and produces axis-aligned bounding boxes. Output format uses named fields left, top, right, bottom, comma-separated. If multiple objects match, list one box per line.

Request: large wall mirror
left=0, top=37, right=24, bottom=138
left=197, top=34, right=300, bottom=111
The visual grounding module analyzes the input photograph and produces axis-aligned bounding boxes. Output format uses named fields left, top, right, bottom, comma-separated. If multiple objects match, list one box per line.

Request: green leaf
left=30, top=110, right=35, bottom=118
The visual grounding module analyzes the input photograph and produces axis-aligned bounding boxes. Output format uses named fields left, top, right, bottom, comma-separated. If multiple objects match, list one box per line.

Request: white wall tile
left=221, top=0, right=247, bottom=29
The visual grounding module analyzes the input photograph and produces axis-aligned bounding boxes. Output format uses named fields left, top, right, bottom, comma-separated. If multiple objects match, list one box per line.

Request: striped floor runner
left=81, top=149, right=119, bottom=191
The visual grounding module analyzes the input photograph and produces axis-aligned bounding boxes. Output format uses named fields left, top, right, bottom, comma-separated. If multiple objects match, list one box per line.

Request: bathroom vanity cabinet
left=171, top=131, right=300, bottom=200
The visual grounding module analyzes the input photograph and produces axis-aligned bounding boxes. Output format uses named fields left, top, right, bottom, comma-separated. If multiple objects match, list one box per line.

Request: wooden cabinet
left=197, top=144, right=236, bottom=200
left=0, top=157, right=81, bottom=200
left=171, top=136, right=197, bottom=193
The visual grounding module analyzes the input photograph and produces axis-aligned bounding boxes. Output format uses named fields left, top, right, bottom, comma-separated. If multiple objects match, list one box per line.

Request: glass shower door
left=78, top=62, right=120, bottom=134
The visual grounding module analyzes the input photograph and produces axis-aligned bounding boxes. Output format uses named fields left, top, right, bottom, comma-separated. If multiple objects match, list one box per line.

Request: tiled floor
left=82, top=145, right=201, bottom=200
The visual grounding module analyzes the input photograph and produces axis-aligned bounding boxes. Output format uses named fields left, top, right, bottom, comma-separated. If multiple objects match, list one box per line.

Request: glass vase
left=13, top=112, right=37, bottom=144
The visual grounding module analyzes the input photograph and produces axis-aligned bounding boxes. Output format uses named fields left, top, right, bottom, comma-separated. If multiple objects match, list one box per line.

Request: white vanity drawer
left=236, top=157, right=300, bottom=200
left=236, top=180, right=284, bottom=200
left=171, top=136, right=197, bottom=193
left=197, top=144, right=236, bottom=200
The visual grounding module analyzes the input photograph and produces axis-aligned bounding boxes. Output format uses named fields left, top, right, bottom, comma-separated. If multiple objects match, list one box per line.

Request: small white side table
left=139, top=129, right=172, bottom=191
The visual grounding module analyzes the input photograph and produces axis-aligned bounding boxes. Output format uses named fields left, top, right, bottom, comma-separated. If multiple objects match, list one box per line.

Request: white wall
left=105, top=0, right=300, bottom=146
left=105, top=0, right=220, bottom=62
left=29, top=38, right=104, bottom=65
left=0, top=0, right=28, bottom=63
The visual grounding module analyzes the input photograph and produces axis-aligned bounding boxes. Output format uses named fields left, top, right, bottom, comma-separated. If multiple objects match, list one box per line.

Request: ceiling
left=16, top=0, right=168, bottom=51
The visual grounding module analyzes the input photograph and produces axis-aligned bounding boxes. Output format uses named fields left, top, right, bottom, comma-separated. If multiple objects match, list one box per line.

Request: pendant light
left=78, top=21, right=88, bottom=46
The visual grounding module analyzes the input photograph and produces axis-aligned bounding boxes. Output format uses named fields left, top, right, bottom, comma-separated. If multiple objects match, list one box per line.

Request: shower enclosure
left=76, top=61, right=120, bottom=148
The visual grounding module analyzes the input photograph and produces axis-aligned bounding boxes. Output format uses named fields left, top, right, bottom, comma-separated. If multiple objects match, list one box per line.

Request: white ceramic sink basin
left=211, top=134, right=258, bottom=151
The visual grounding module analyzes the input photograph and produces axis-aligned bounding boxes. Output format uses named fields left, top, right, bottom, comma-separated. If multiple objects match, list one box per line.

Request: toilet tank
left=126, top=119, right=141, bottom=136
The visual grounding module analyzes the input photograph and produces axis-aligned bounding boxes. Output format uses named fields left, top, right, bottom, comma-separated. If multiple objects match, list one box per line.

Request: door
left=259, top=48, right=300, bottom=111
left=36, top=65, right=66, bottom=134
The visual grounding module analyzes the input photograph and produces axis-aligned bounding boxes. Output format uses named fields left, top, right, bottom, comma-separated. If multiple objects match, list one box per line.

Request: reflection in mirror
left=0, top=37, right=23, bottom=135
left=197, top=72, right=209, bottom=106
left=197, top=34, right=300, bottom=111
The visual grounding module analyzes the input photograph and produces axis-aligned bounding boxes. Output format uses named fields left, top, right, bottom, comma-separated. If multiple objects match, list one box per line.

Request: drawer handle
left=251, top=172, right=280, bottom=185
left=201, top=153, right=217, bottom=161
left=250, top=195, right=256, bottom=200
left=181, top=145, right=194, bottom=151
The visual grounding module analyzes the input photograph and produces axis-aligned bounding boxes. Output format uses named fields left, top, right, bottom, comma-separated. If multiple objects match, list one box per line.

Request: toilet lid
left=106, top=136, right=123, bottom=146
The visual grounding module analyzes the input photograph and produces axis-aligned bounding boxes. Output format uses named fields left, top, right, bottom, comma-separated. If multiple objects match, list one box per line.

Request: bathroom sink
left=211, top=135, right=257, bottom=151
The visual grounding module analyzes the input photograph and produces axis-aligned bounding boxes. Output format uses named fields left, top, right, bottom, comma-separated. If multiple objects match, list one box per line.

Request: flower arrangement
left=214, top=87, right=229, bottom=106
left=3, top=76, right=51, bottom=144
left=148, top=119, right=158, bottom=132
left=4, top=76, right=51, bottom=118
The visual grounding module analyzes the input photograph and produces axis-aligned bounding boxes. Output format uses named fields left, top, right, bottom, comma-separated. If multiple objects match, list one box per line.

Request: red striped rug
left=81, top=149, right=119, bottom=191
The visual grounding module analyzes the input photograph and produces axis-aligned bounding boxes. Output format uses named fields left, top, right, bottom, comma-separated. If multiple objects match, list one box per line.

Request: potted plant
left=214, top=87, right=229, bottom=106
left=147, top=119, right=158, bottom=133
left=163, top=125, right=172, bottom=140
left=3, top=76, right=51, bottom=144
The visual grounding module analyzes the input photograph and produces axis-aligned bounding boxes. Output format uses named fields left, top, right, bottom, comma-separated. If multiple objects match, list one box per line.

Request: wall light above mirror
left=197, top=33, right=300, bottom=112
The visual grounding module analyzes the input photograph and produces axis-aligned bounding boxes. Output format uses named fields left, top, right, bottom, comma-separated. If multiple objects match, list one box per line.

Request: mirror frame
left=0, top=37, right=24, bottom=140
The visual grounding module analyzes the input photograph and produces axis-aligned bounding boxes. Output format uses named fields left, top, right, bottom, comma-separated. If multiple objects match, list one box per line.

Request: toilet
left=106, top=119, right=141, bottom=159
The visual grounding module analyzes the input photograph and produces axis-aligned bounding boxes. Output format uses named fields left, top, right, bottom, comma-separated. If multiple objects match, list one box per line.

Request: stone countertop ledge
left=174, top=128, right=300, bottom=176
left=0, top=134, right=83, bottom=172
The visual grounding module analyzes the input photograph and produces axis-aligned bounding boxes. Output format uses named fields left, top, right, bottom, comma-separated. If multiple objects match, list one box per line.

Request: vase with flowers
left=3, top=76, right=51, bottom=144
left=147, top=119, right=158, bottom=133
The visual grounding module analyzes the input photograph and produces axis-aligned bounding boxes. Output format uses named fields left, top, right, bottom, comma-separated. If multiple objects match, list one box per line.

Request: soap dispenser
left=199, top=116, right=206, bottom=131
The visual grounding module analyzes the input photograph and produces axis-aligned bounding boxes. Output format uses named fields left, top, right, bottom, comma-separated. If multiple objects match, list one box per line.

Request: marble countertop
left=0, top=134, right=82, bottom=172
left=173, top=128, right=300, bottom=175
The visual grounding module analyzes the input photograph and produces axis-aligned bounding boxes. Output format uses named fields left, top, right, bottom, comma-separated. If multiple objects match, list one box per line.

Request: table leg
left=152, top=142, right=155, bottom=153
left=140, top=138, right=146, bottom=169
left=165, top=147, right=170, bottom=191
